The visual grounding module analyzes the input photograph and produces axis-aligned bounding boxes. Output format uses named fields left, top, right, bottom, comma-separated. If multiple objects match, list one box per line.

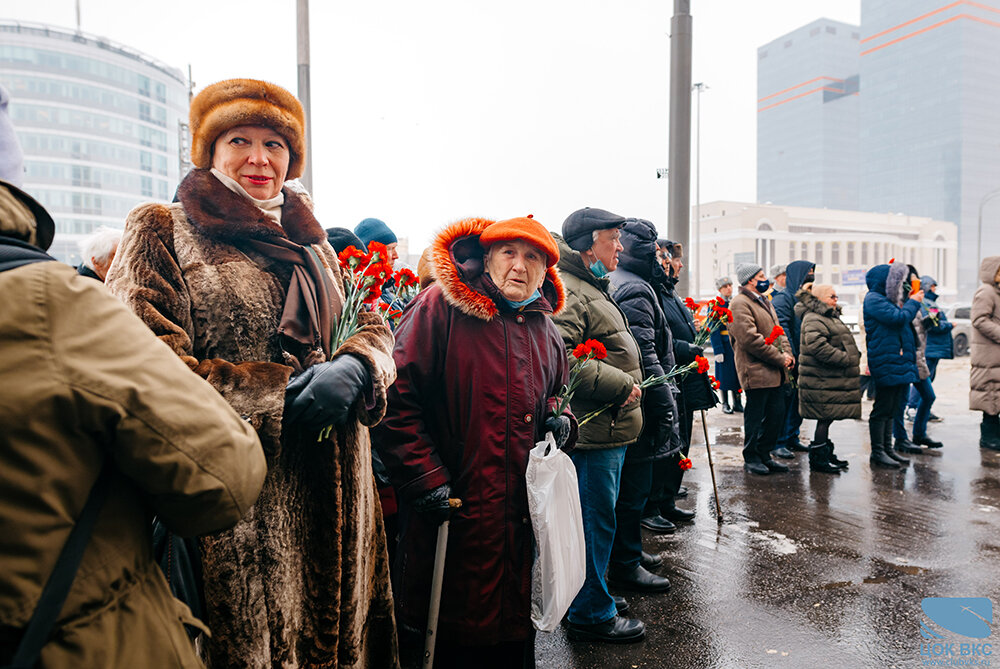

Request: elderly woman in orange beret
left=376, top=216, right=575, bottom=668
left=108, top=79, right=398, bottom=668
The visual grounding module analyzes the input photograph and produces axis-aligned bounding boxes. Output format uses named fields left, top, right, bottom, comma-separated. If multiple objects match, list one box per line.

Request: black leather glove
left=545, top=415, right=571, bottom=450
left=690, top=344, right=704, bottom=357
left=412, top=483, right=454, bottom=526
left=284, top=354, right=371, bottom=429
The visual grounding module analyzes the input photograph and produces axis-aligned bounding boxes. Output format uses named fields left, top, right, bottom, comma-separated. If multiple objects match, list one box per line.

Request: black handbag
left=151, top=519, right=205, bottom=635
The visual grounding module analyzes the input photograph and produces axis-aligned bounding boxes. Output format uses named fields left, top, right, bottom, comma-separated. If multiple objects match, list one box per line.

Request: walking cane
left=424, top=498, right=462, bottom=669
left=700, top=410, right=724, bottom=524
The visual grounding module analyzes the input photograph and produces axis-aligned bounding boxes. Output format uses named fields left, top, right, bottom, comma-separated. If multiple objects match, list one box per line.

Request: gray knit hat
left=770, top=263, right=787, bottom=279
left=736, top=262, right=763, bottom=286
left=715, top=276, right=732, bottom=290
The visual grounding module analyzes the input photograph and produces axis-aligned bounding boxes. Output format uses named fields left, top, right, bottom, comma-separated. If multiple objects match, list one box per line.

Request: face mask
left=755, top=279, right=771, bottom=294
left=803, top=273, right=815, bottom=284
left=589, top=259, right=610, bottom=278
left=504, top=289, right=541, bottom=309
left=926, top=290, right=937, bottom=301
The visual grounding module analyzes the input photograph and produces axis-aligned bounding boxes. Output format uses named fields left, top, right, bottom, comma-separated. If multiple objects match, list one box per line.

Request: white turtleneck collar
left=210, top=168, right=285, bottom=224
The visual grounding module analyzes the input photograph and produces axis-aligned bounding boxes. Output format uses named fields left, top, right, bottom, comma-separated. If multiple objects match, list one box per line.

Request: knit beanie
left=0, top=85, right=24, bottom=187
left=354, top=218, right=398, bottom=248
left=715, top=276, right=732, bottom=290
left=325, top=227, right=364, bottom=254
left=480, top=215, right=559, bottom=267
left=189, top=79, right=306, bottom=179
left=736, top=262, right=763, bottom=286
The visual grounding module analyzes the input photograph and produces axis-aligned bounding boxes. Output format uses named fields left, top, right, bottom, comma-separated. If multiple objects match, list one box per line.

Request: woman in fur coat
left=375, top=216, right=575, bottom=668
left=107, top=79, right=398, bottom=669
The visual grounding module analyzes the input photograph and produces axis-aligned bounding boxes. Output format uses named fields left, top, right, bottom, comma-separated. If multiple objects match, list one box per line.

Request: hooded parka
left=0, top=185, right=266, bottom=668
left=863, top=263, right=921, bottom=387
left=610, top=220, right=683, bottom=462
left=772, top=260, right=815, bottom=357
left=550, top=234, right=644, bottom=448
left=106, top=169, right=398, bottom=669
left=374, top=217, right=572, bottom=646
left=795, top=288, right=862, bottom=420
left=920, top=275, right=954, bottom=360
left=971, top=256, right=1000, bottom=415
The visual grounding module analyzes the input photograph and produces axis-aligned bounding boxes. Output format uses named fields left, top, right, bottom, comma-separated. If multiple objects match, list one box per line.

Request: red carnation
left=338, top=245, right=367, bottom=271
left=684, top=297, right=697, bottom=311
left=394, top=268, right=418, bottom=288
left=367, top=241, right=390, bottom=265
left=585, top=339, right=608, bottom=360
left=709, top=375, right=720, bottom=390
left=695, top=355, right=710, bottom=374
left=679, top=457, right=693, bottom=471
left=572, top=343, right=592, bottom=359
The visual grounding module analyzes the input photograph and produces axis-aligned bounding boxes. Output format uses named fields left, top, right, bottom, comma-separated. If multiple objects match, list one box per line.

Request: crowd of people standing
left=3, top=77, right=1000, bottom=669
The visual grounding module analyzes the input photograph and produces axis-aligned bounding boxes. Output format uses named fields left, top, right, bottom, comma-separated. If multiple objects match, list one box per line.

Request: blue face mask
left=504, top=289, right=541, bottom=309
left=589, top=259, right=610, bottom=278
left=926, top=289, right=937, bottom=301
left=755, top=279, right=771, bottom=294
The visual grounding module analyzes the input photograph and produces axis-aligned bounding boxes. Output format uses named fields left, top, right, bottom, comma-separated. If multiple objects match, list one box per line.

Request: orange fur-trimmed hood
left=430, top=217, right=566, bottom=321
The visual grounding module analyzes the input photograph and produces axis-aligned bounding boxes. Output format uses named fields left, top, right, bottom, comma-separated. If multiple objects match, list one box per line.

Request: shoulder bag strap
left=3, top=468, right=112, bottom=669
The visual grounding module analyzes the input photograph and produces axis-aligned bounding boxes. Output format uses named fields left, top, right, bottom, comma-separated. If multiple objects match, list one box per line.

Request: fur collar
left=886, top=261, right=909, bottom=307
left=177, top=168, right=325, bottom=245
left=431, top=217, right=566, bottom=321
left=796, top=286, right=841, bottom=317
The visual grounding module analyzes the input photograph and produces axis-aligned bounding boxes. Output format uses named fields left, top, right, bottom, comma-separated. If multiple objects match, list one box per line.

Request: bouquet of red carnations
left=685, top=296, right=733, bottom=348
left=335, top=242, right=393, bottom=348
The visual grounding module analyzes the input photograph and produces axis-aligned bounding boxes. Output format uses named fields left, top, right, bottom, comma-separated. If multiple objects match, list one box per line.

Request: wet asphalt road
left=536, top=358, right=1000, bottom=668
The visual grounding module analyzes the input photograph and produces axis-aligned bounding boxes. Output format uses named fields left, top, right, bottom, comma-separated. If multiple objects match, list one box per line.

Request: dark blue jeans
left=567, top=445, right=627, bottom=626
left=896, top=376, right=936, bottom=439
left=908, top=357, right=939, bottom=409
left=777, top=384, right=802, bottom=449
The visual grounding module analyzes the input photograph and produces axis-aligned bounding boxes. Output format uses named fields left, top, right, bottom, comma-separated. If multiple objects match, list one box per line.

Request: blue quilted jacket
left=863, top=263, right=921, bottom=386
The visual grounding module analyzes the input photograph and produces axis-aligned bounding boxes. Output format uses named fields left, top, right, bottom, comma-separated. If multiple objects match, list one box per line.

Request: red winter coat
left=375, top=217, right=573, bottom=647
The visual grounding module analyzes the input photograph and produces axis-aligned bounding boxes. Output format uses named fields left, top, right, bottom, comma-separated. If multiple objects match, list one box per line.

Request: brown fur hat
left=190, top=79, right=306, bottom=179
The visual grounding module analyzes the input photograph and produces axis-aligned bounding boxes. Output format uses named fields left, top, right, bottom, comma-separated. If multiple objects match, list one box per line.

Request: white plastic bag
left=525, top=431, right=586, bottom=632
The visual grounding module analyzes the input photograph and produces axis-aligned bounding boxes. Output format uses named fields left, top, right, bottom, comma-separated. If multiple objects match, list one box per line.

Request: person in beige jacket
left=972, top=255, right=1000, bottom=450
left=729, top=263, right=794, bottom=475
left=0, top=178, right=266, bottom=668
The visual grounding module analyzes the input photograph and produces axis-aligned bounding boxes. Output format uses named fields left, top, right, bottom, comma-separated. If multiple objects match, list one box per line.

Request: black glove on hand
left=545, top=415, right=572, bottom=450
left=412, top=483, right=454, bottom=526
left=284, top=354, right=371, bottom=429
left=690, top=344, right=704, bottom=357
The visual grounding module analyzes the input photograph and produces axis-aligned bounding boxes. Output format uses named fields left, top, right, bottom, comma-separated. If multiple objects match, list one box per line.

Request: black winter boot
left=733, top=391, right=744, bottom=413
left=883, top=421, right=910, bottom=465
left=869, top=420, right=900, bottom=469
left=722, top=394, right=733, bottom=414
left=981, top=416, right=1000, bottom=451
left=825, top=441, right=848, bottom=469
left=895, top=437, right=924, bottom=454
left=808, top=442, right=841, bottom=473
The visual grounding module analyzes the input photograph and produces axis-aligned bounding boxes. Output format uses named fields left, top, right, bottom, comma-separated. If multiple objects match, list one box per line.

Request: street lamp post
left=978, top=187, right=1000, bottom=266
left=693, top=82, right=707, bottom=299
left=296, top=0, right=313, bottom=192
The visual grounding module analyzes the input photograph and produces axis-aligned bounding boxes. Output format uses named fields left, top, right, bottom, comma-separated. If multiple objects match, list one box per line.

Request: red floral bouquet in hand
left=393, top=267, right=420, bottom=302
left=552, top=339, right=608, bottom=417
left=376, top=301, right=404, bottom=328
left=678, top=457, right=693, bottom=471
left=578, top=354, right=710, bottom=426
left=764, top=325, right=796, bottom=386
left=335, top=242, right=393, bottom=348
left=694, top=296, right=733, bottom=347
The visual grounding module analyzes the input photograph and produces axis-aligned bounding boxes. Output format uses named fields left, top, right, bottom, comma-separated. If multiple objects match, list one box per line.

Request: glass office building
left=757, top=19, right=861, bottom=211
left=859, top=0, right=1000, bottom=295
left=0, top=21, right=188, bottom=264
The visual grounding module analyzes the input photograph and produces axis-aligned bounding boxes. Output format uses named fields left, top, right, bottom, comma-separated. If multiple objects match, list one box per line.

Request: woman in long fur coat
left=107, top=79, right=398, bottom=669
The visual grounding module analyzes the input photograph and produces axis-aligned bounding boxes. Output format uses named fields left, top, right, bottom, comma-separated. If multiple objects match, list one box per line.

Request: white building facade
left=0, top=21, right=188, bottom=264
left=693, top=201, right=958, bottom=304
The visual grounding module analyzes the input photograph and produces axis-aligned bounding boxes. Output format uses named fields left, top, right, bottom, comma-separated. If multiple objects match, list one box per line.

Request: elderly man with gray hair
left=77, top=226, right=122, bottom=282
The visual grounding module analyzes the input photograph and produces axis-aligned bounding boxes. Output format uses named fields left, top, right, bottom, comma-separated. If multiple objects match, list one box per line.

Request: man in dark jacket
left=771, top=259, right=816, bottom=458
left=863, top=262, right=923, bottom=468
left=641, top=239, right=716, bottom=531
left=608, top=219, right=677, bottom=596
left=551, top=207, right=646, bottom=644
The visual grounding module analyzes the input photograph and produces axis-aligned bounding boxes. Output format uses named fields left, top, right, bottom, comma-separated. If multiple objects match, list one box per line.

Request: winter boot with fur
left=808, top=442, right=841, bottom=473
left=869, top=420, right=900, bottom=469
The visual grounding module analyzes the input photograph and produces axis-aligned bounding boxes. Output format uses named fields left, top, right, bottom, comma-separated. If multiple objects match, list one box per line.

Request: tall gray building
left=757, top=18, right=861, bottom=211
left=0, top=21, right=188, bottom=264
left=858, top=0, right=1000, bottom=294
